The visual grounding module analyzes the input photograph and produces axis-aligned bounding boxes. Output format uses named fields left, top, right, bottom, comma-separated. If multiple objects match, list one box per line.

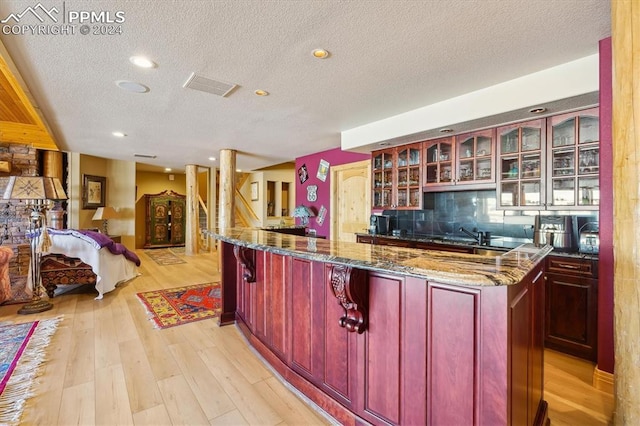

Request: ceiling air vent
left=183, top=72, right=238, bottom=97
left=134, top=154, right=157, bottom=159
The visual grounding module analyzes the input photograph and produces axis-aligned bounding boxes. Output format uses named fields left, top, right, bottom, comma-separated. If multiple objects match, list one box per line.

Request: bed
left=37, top=229, right=141, bottom=299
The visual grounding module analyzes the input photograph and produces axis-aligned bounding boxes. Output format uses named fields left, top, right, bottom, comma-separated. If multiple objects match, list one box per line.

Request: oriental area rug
left=0, top=317, right=61, bottom=425
left=144, top=248, right=186, bottom=265
left=137, top=283, right=221, bottom=329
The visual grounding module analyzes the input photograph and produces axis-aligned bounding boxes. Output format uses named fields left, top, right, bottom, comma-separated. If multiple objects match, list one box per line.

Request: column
left=42, top=150, right=65, bottom=229
left=612, top=0, right=640, bottom=423
left=185, top=164, right=199, bottom=255
left=219, top=149, right=236, bottom=229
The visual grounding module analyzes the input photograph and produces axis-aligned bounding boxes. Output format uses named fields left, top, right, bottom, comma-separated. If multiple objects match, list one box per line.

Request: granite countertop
left=205, top=228, right=553, bottom=287
left=354, top=232, right=599, bottom=260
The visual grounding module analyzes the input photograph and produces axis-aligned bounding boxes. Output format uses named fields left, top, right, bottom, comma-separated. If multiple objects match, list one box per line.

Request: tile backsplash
left=382, top=190, right=598, bottom=244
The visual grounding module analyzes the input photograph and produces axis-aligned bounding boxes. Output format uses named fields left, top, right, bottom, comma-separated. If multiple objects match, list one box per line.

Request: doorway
left=330, top=160, right=371, bottom=242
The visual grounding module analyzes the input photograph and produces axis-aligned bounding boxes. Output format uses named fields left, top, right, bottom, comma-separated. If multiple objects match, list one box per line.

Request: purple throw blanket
left=76, top=230, right=141, bottom=266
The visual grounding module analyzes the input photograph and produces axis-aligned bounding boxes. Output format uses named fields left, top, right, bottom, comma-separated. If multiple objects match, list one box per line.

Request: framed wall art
left=83, top=174, right=106, bottom=209
left=298, top=164, right=309, bottom=184
left=251, top=181, right=259, bottom=201
left=317, top=159, right=330, bottom=182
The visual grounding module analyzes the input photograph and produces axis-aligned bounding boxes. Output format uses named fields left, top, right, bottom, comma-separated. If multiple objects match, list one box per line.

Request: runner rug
left=0, top=317, right=61, bottom=425
left=137, top=283, right=221, bottom=329
left=144, top=248, right=186, bottom=265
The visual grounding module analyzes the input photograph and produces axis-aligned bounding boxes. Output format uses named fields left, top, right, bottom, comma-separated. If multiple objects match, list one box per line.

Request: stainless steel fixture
left=579, top=222, right=599, bottom=254
left=459, top=227, right=491, bottom=246
left=369, top=214, right=390, bottom=235
left=534, top=215, right=575, bottom=251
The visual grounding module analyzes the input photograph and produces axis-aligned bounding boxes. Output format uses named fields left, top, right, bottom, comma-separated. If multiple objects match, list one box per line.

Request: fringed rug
left=144, top=248, right=186, bottom=265
left=137, top=283, right=221, bottom=329
left=0, top=317, right=61, bottom=425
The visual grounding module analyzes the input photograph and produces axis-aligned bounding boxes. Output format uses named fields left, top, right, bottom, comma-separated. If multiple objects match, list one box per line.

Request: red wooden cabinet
left=372, top=143, right=422, bottom=210
left=545, top=255, right=598, bottom=361
left=222, top=241, right=547, bottom=425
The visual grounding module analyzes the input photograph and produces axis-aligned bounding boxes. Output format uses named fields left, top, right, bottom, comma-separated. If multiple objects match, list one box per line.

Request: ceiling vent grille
left=183, top=73, right=238, bottom=97
left=134, top=154, right=157, bottom=159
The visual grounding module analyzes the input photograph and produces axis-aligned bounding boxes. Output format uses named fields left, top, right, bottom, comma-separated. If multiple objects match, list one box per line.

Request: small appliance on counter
left=369, top=214, right=390, bottom=235
left=391, top=229, right=407, bottom=237
left=533, top=215, right=576, bottom=251
left=579, top=222, right=600, bottom=254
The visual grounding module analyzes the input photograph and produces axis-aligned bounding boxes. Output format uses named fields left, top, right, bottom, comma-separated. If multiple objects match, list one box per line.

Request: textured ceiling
left=0, top=0, right=611, bottom=173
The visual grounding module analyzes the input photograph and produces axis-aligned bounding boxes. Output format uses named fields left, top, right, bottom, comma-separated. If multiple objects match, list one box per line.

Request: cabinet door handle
left=532, top=270, right=543, bottom=283
left=556, top=263, right=581, bottom=270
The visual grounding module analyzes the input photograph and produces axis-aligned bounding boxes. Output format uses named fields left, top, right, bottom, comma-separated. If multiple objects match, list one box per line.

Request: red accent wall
left=295, top=148, right=370, bottom=238
left=598, top=37, right=614, bottom=374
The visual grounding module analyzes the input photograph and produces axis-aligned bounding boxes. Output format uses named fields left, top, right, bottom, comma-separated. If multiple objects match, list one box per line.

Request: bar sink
left=473, top=248, right=509, bottom=257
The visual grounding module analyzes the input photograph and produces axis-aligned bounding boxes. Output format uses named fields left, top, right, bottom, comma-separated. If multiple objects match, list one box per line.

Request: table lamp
left=92, top=206, right=118, bottom=235
left=3, top=176, right=68, bottom=314
left=292, top=204, right=314, bottom=226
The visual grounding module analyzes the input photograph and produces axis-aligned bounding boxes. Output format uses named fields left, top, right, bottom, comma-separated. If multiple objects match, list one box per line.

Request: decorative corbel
left=233, top=246, right=256, bottom=283
left=329, top=264, right=368, bottom=333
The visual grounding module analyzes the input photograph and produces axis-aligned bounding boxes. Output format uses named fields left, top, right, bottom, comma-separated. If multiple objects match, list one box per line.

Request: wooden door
left=170, top=198, right=186, bottom=245
left=331, top=160, right=371, bottom=242
left=149, top=197, right=170, bottom=246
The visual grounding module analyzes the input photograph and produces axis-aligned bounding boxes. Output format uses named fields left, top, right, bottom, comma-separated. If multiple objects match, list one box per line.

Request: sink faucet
left=459, top=227, right=480, bottom=243
left=459, top=227, right=491, bottom=246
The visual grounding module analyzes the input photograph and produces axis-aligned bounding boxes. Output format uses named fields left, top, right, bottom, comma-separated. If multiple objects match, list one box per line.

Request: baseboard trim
left=593, top=366, right=614, bottom=393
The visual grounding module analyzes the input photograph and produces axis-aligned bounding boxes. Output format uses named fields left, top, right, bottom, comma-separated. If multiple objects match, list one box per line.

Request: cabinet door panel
left=290, top=258, right=313, bottom=375
left=323, top=265, right=355, bottom=406
left=547, top=107, right=599, bottom=210
left=545, top=274, right=597, bottom=360
left=269, top=254, right=289, bottom=360
left=150, top=199, right=169, bottom=245
left=496, top=119, right=545, bottom=209
left=427, top=284, right=479, bottom=426
left=362, top=273, right=403, bottom=425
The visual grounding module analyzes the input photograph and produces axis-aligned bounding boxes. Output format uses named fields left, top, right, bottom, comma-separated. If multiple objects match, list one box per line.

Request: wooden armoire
left=144, top=190, right=186, bottom=248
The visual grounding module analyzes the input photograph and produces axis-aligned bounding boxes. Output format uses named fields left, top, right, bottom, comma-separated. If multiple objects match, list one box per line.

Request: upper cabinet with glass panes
left=423, top=130, right=496, bottom=191
left=496, top=119, right=546, bottom=209
left=371, top=143, right=422, bottom=210
left=547, top=107, right=599, bottom=210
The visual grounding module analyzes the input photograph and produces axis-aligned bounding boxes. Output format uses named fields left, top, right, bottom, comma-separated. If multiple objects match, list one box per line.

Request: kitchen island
left=206, top=228, right=552, bottom=426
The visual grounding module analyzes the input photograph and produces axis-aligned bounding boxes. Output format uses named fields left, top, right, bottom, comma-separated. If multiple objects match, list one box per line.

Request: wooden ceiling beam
left=0, top=42, right=58, bottom=151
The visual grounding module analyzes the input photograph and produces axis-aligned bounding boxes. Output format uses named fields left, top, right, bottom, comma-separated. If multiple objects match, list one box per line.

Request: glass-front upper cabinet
left=424, top=137, right=454, bottom=188
left=455, top=129, right=495, bottom=187
left=547, top=107, right=599, bottom=209
left=372, top=148, right=394, bottom=209
left=496, top=119, right=545, bottom=209
left=395, top=143, right=422, bottom=208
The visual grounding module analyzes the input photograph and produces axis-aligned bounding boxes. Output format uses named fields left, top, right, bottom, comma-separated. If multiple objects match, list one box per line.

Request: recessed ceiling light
left=529, top=107, right=547, bottom=114
left=115, top=80, right=150, bottom=93
left=312, top=49, right=330, bottom=59
left=439, top=128, right=454, bottom=133
left=208, top=157, right=216, bottom=161
left=254, top=89, right=269, bottom=96
left=112, top=131, right=126, bottom=137
left=129, top=56, right=157, bottom=69
left=165, top=168, right=172, bottom=172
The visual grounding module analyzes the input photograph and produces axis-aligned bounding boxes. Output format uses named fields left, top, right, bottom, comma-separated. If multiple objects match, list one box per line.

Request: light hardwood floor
left=0, top=249, right=613, bottom=425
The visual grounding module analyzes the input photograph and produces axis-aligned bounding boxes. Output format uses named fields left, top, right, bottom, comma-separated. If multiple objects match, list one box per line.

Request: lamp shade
left=92, top=206, right=119, bottom=221
left=292, top=205, right=314, bottom=219
left=3, top=176, right=67, bottom=201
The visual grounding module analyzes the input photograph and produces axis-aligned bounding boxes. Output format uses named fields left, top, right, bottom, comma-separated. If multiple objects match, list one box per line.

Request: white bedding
left=39, top=232, right=140, bottom=299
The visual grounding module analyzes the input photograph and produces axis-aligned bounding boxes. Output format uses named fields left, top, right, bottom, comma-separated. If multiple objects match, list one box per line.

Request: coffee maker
left=533, top=215, right=576, bottom=251
left=369, top=214, right=390, bottom=235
